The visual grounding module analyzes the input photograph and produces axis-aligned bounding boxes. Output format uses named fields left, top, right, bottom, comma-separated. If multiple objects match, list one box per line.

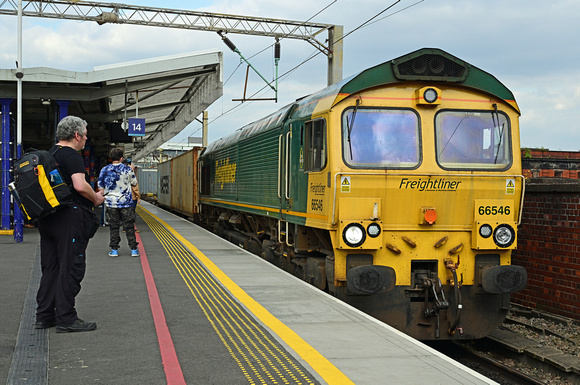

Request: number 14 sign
left=128, top=118, right=146, bottom=136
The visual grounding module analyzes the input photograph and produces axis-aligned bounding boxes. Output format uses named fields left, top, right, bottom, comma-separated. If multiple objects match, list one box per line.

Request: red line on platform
left=136, top=231, right=186, bottom=385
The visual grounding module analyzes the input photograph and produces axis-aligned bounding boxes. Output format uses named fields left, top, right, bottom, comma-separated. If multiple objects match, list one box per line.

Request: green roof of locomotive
left=204, top=48, right=518, bottom=155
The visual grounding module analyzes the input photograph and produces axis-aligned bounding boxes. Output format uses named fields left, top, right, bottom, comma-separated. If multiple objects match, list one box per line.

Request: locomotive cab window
left=342, top=108, right=420, bottom=168
left=304, top=119, right=327, bottom=171
left=435, top=110, right=512, bottom=170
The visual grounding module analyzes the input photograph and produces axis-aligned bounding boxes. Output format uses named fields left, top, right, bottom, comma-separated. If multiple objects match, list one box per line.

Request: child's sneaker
left=108, top=249, right=119, bottom=257
left=131, top=249, right=140, bottom=257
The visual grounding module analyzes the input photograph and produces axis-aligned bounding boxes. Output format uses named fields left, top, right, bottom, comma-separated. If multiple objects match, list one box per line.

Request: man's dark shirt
left=51, top=145, right=92, bottom=208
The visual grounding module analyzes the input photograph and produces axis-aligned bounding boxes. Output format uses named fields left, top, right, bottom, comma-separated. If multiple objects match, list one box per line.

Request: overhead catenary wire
left=219, top=0, right=338, bottom=87
left=180, top=0, right=422, bottom=143
left=225, top=0, right=417, bottom=110
left=178, top=1, right=340, bottom=142
left=364, top=0, right=424, bottom=28
left=245, top=0, right=339, bottom=62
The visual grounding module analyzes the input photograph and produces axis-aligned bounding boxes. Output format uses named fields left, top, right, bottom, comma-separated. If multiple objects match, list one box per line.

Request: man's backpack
left=12, top=147, right=72, bottom=220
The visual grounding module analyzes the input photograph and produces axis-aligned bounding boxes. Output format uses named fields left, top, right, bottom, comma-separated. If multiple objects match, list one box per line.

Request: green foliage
left=522, top=148, right=532, bottom=158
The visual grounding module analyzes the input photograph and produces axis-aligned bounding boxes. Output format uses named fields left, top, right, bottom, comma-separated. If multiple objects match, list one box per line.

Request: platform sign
left=128, top=118, right=145, bottom=136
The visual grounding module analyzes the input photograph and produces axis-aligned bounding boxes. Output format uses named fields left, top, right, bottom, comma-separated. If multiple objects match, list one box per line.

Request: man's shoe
left=108, top=249, right=119, bottom=257
left=56, top=319, right=97, bottom=333
left=131, top=249, right=140, bottom=257
left=35, top=319, right=57, bottom=329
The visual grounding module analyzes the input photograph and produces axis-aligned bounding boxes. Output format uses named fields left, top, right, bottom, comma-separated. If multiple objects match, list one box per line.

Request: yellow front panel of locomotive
left=474, top=199, right=517, bottom=222
left=472, top=221, right=518, bottom=249
left=338, top=197, right=381, bottom=221
left=472, top=199, right=517, bottom=250
left=338, top=220, right=383, bottom=250
left=363, top=231, right=480, bottom=286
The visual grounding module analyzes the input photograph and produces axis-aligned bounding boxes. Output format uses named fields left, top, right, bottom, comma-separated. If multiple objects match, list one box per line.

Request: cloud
left=1, top=0, right=579, bottom=150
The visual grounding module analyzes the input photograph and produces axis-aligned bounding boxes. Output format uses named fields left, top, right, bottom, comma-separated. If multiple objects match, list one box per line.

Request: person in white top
left=97, top=148, right=139, bottom=257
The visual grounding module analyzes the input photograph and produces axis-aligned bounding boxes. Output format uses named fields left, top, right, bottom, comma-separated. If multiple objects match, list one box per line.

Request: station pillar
left=14, top=137, right=23, bottom=243
left=1, top=99, right=13, bottom=231
left=56, top=100, right=71, bottom=122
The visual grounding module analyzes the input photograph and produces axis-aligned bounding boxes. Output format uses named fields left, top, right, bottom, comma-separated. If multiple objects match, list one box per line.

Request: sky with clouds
left=1, top=0, right=579, bottom=151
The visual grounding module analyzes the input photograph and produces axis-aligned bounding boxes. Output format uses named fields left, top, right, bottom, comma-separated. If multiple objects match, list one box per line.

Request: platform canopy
left=0, top=49, right=223, bottom=161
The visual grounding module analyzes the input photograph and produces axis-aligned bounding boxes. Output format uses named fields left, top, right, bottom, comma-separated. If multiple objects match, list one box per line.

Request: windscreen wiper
left=347, top=97, right=361, bottom=159
left=492, top=104, right=505, bottom=164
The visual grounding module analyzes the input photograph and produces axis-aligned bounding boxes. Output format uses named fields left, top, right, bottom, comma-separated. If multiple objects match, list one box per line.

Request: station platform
left=1, top=201, right=497, bottom=384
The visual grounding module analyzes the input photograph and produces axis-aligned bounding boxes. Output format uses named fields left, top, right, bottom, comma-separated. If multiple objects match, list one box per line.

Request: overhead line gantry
left=0, top=0, right=343, bottom=84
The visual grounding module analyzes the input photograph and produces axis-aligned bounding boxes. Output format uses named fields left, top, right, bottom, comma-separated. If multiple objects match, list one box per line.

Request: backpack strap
left=48, top=146, right=67, bottom=169
left=48, top=146, right=74, bottom=192
left=48, top=145, right=62, bottom=158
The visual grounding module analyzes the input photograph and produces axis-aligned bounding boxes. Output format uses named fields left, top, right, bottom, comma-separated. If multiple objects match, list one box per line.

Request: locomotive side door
left=277, top=123, right=289, bottom=245
left=278, top=119, right=323, bottom=244
left=280, top=124, right=293, bottom=209
left=278, top=119, right=304, bottom=245
left=282, top=121, right=312, bottom=206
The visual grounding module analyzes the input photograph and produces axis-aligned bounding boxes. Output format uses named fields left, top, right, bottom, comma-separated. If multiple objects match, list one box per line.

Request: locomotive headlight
left=423, top=88, right=439, bottom=103
left=415, top=86, right=441, bottom=105
left=343, top=223, right=366, bottom=248
left=479, top=224, right=493, bottom=238
left=367, top=223, right=381, bottom=238
left=493, top=224, right=515, bottom=248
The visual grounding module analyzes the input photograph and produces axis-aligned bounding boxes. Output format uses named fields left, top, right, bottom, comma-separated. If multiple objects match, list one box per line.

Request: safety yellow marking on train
left=138, top=206, right=353, bottom=385
left=200, top=197, right=328, bottom=221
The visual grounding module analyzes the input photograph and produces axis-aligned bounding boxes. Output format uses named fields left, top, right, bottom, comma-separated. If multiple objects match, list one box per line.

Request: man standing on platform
left=36, top=115, right=105, bottom=333
left=97, top=148, right=140, bottom=257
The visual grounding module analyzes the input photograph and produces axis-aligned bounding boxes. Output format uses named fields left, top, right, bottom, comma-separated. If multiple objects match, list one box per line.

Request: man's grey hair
left=56, top=115, right=87, bottom=141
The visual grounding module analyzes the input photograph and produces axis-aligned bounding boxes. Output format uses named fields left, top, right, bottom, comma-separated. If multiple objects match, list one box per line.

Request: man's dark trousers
left=36, top=205, right=90, bottom=326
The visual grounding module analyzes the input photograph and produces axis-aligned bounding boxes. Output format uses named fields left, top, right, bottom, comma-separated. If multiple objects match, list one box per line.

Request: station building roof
left=0, top=49, right=223, bottom=161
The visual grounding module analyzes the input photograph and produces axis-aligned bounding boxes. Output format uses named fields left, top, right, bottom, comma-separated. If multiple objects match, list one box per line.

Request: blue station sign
left=128, top=118, right=146, bottom=136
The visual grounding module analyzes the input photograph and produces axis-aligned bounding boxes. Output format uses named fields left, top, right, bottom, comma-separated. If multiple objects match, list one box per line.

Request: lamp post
left=13, top=0, right=24, bottom=243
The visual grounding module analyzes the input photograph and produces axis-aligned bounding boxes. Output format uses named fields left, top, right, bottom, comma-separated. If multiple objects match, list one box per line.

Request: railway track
left=433, top=306, right=579, bottom=384
left=433, top=341, right=546, bottom=385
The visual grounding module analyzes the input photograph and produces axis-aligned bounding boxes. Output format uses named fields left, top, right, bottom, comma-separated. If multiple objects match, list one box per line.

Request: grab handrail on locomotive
left=157, top=48, right=528, bottom=340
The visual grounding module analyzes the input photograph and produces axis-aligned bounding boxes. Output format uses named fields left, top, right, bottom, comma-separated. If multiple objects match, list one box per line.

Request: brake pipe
left=445, top=257, right=463, bottom=335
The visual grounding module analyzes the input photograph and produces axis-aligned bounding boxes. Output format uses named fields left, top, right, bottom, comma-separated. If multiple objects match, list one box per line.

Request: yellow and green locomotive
left=197, top=48, right=527, bottom=340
